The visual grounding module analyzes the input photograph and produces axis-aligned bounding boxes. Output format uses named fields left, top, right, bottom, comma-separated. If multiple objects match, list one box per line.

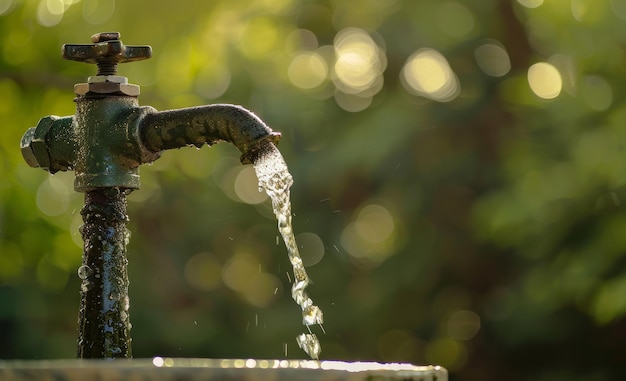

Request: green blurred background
left=2, top=0, right=626, bottom=379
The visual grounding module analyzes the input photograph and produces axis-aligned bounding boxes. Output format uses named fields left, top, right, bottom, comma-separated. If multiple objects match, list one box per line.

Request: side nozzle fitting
left=239, top=133, right=281, bottom=165
left=20, top=115, right=75, bottom=173
left=140, top=104, right=281, bottom=164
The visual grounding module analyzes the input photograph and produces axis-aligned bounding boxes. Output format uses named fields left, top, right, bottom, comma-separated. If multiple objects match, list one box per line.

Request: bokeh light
left=286, top=29, right=319, bottom=52
left=331, top=27, right=385, bottom=111
left=592, top=276, right=626, bottom=324
left=0, top=0, right=14, bottom=15
left=215, top=158, right=263, bottom=205
left=527, top=62, right=562, bottom=100
left=436, top=2, right=475, bottom=38
left=579, top=75, right=613, bottom=112
left=234, top=166, right=268, bottom=205
left=377, top=329, right=421, bottom=362
left=222, top=251, right=281, bottom=307
left=611, top=0, right=626, bottom=20
left=401, top=48, right=460, bottom=102
left=82, top=0, right=115, bottom=25
left=425, top=337, right=467, bottom=371
left=288, top=51, right=328, bottom=90
left=36, top=0, right=82, bottom=27
left=36, top=175, right=72, bottom=217
left=238, top=17, right=280, bottom=60
left=333, top=28, right=381, bottom=93
left=474, top=41, right=511, bottom=77
left=296, top=232, right=325, bottom=267
left=333, top=90, right=373, bottom=113
left=195, top=65, right=232, bottom=100
left=446, top=310, right=481, bottom=341
left=341, top=203, right=397, bottom=263
left=184, top=253, right=222, bottom=292
left=517, top=0, right=543, bottom=8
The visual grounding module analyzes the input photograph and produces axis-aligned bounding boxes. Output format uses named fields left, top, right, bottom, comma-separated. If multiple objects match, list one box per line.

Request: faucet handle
left=62, top=32, right=152, bottom=76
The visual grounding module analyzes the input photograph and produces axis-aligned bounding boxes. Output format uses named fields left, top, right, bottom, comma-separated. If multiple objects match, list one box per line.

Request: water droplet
left=123, top=230, right=131, bottom=246
left=296, top=333, right=320, bottom=360
left=77, top=265, right=93, bottom=280
left=303, top=305, right=324, bottom=326
left=291, top=282, right=307, bottom=305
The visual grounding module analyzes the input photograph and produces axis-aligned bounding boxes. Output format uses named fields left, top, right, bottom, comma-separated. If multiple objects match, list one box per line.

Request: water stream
left=253, top=143, right=324, bottom=359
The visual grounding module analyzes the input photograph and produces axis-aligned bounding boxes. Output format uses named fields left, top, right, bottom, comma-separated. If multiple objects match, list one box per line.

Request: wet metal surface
left=0, top=359, right=448, bottom=381
left=140, top=104, right=281, bottom=164
left=77, top=188, right=132, bottom=358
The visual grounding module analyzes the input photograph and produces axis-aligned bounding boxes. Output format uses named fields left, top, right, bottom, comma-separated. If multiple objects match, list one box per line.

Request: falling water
left=253, top=143, right=324, bottom=360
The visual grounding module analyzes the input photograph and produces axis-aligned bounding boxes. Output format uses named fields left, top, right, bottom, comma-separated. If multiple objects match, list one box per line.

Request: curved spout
left=139, top=104, right=281, bottom=164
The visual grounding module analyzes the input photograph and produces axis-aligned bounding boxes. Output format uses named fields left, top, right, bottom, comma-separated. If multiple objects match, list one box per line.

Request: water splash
left=253, top=143, right=324, bottom=359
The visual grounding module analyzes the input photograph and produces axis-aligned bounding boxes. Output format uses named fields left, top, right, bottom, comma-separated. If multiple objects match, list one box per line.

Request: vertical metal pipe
left=77, top=187, right=132, bottom=359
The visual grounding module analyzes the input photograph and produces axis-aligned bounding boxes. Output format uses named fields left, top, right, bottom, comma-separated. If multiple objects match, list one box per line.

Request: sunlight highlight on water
left=253, top=143, right=324, bottom=359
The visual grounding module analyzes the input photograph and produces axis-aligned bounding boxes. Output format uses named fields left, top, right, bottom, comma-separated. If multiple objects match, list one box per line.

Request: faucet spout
left=140, top=104, right=281, bottom=164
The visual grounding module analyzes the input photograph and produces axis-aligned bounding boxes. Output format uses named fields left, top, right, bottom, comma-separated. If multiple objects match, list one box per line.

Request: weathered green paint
left=73, top=96, right=157, bottom=191
left=20, top=115, right=76, bottom=173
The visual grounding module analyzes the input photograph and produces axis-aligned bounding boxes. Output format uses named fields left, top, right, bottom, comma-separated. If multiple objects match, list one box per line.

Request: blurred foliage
left=2, top=0, right=626, bottom=379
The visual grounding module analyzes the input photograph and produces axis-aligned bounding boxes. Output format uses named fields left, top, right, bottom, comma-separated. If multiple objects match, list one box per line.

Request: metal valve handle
left=62, top=32, right=152, bottom=76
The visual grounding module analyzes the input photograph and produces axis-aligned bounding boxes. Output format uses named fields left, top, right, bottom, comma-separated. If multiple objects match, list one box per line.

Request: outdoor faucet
left=19, top=32, right=281, bottom=359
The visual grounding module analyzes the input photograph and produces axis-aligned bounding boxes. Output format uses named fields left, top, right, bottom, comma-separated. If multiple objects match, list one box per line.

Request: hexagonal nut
left=20, top=128, right=38, bottom=168
left=87, top=75, right=128, bottom=84
left=74, top=82, right=140, bottom=96
left=20, top=116, right=57, bottom=169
